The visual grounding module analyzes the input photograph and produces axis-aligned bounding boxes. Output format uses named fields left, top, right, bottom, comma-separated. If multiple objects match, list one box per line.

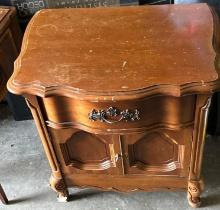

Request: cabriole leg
left=187, top=179, right=204, bottom=208
left=49, top=175, right=69, bottom=202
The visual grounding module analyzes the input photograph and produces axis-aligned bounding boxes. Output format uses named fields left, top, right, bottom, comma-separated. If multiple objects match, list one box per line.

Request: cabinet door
left=48, top=128, right=123, bottom=175
left=121, top=128, right=192, bottom=177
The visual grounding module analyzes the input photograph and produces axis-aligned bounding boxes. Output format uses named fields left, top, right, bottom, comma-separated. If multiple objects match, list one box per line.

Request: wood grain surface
left=8, top=3, right=220, bottom=99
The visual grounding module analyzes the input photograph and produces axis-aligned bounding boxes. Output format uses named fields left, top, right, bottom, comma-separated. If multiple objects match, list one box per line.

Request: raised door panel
left=121, top=128, right=192, bottom=176
left=48, top=127, right=123, bottom=175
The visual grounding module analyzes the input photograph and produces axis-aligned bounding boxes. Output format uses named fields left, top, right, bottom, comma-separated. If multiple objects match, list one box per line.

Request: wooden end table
left=7, top=4, right=220, bottom=207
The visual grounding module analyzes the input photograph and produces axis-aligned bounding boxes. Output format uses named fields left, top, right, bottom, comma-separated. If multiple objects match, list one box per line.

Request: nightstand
left=7, top=4, right=220, bottom=207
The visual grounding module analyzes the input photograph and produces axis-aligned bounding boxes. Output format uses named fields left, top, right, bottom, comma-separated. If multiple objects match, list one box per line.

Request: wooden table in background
left=0, top=6, right=22, bottom=101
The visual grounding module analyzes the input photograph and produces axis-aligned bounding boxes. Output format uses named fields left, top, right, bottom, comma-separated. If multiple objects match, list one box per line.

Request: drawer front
left=41, top=95, right=196, bottom=132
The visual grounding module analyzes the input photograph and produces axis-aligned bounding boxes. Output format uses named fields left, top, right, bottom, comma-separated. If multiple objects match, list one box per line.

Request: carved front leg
left=187, top=179, right=204, bottom=208
left=188, top=95, right=212, bottom=207
left=50, top=175, right=69, bottom=202
left=26, top=97, right=69, bottom=201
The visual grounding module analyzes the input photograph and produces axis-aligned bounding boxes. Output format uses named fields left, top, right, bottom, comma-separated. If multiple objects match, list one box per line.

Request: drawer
left=40, top=95, right=196, bottom=132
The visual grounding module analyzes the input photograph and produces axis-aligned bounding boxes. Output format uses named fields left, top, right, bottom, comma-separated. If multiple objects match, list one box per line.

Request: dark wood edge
left=7, top=6, right=220, bottom=100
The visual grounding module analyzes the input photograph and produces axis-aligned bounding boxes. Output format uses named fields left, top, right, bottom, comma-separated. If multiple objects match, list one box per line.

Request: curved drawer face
left=40, top=95, right=196, bottom=132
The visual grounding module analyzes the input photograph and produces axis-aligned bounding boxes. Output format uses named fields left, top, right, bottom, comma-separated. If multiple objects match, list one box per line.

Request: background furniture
left=0, top=184, right=8, bottom=204
left=8, top=4, right=220, bottom=207
left=1, top=0, right=174, bottom=30
left=0, top=6, right=20, bottom=101
left=0, top=6, right=31, bottom=120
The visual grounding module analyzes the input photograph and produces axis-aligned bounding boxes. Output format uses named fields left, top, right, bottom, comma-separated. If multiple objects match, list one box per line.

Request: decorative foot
left=49, top=175, right=69, bottom=202
left=187, top=180, right=204, bottom=208
left=57, top=193, right=68, bottom=202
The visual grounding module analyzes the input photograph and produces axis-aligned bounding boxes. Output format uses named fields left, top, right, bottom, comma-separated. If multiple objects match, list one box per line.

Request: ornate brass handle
left=88, top=107, right=140, bottom=124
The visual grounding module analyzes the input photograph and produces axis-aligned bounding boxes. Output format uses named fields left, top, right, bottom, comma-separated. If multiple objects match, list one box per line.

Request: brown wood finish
left=0, top=7, right=22, bottom=101
left=25, top=96, right=69, bottom=201
left=49, top=127, right=123, bottom=174
left=7, top=4, right=220, bottom=99
left=7, top=3, right=220, bottom=207
left=187, top=94, right=212, bottom=207
left=41, top=95, right=196, bottom=132
left=121, top=128, right=192, bottom=176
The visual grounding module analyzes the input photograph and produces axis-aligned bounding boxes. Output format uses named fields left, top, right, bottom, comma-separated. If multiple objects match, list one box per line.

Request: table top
left=8, top=4, right=220, bottom=99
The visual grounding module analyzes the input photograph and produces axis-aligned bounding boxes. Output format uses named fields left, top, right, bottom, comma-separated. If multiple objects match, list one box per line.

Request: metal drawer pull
left=88, top=107, right=140, bottom=124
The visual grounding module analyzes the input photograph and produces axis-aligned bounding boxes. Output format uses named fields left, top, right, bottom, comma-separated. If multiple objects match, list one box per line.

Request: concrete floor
left=0, top=103, right=220, bottom=210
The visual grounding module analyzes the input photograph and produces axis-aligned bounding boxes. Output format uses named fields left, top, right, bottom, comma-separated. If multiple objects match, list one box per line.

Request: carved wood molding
left=26, top=96, right=69, bottom=197
left=187, top=179, right=204, bottom=208
left=25, top=97, right=67, bottom=180
left=128, top=132, right=184, bottom=173
left=49, top=175, right=69, bottom=201
left=71, top=184, right=186, bottom=193
left=60, top=131, right=117, bottom=171
left=129, top=161, right=181, bottom=172
left=189, top=95, right=212, bottom=180
left=60, top=143, right=115, bottom=171
left=8, top=80, right=220, bottom=101
left=46, top=120, right=194, bottom=134
left=26, top=98, right=58, bottom=172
